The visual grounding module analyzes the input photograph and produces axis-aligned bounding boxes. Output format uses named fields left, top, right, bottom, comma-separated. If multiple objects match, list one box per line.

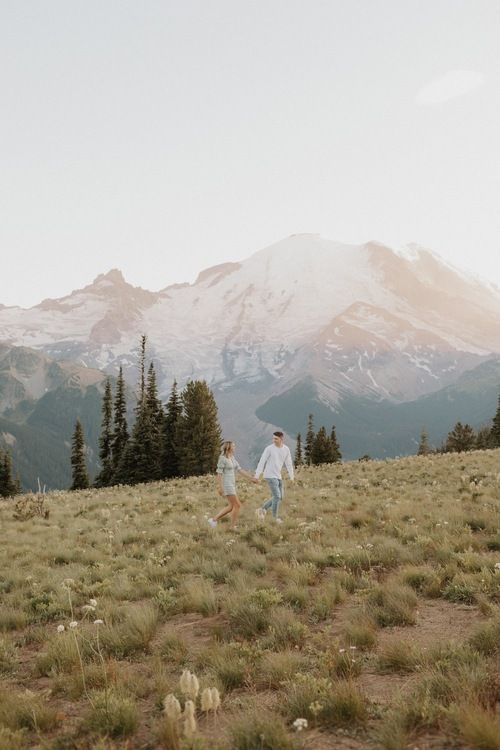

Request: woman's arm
left=239, top=468, right=259, bottom=483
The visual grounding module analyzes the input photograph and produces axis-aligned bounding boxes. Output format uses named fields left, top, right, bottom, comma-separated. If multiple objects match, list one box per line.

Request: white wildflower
left=293, top=718, right=308, bottom=732
left=57, top=624, right=65, bottom=633
left=89, top=598, right=97, bottom=607
left=201, top=688, right=213, bottom=712
left=69, top=621, right=78, bottom=628
left=82, top=604, right=96, bottom=612
left=163, top=693, right=181, bottom=720
left=94, top=619, right=104, bottom=625
left=183, top=700, right=197, bottom=737
left=210, top=687, right=221, bottom=712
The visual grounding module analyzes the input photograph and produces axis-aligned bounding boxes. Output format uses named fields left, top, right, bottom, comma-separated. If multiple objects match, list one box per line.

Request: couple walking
left=208, top=431, right=295, bottom=530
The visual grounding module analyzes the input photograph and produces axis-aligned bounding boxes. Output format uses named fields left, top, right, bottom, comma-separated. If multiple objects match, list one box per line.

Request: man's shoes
left=207, top=518, right=217, bottom=528
left=274, top=517, right=283, bottom=524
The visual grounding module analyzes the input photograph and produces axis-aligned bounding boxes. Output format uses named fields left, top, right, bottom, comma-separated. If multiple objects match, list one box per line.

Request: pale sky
left=1, top=0, right=500, bottom=308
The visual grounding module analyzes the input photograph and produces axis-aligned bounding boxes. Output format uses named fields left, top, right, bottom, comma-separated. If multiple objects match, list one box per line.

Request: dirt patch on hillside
left=376, top=598, right=482, bottom=649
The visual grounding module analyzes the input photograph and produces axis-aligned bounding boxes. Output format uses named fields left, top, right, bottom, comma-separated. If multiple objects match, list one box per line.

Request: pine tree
left=111, top=367, right=129, bottom=478
left=95, top=379, right=113, bottom=487
left=176, top=380, right=222, bottom=476
left=330, top=424, right=342, bottom=462
left=0, top=448, right=19, bottom=498
left=491, top=395, right=500, bottom=448
left=475, top=425, right=493, bottom=450
left=162, top=380, right=182, bottom=478
left=417, top=428, right=431, bottom=456
left=445, top=422, right=476, bottom=453
left=311, top=426, right=334, bottom=465
left=145, top=362, right=164, bottom=480
left=137, top=334, right=147, bottom=407
left=294, top=433, right=303, bottom=468
left=71, top=419, right=89, bottom=490
left=304, top=414, right=315, bottom=465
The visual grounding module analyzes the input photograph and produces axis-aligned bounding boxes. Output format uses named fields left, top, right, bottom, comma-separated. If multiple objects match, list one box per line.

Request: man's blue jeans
left=262, top=478, right=283, bottom=518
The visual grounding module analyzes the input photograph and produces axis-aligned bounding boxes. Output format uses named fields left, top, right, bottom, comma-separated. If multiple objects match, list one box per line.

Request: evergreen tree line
left=294, top=413, right=342, bottom=467
left=71, top=336, right=222, bottom=490
left=417, top=395, right=500, bottom=456
left=0, top=447, right=21, bottom=498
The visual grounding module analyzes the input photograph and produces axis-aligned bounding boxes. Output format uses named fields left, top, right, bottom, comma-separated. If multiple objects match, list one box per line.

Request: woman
left=208, top=441, right=258, bottom=529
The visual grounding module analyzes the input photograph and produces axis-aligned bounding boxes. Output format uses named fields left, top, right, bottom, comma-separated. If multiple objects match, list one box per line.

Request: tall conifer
left=111, top=367, right=129, bottom=477
left=491, top=395, right=500, bottom=447
left=417, top=428, right=430, bottom=456
left=162, top=380, right=182, bottom=478
left=176, top=380, right=222, bottom=476
left=330, top=424, right=342, bottom=462
left=71, top=419, right=89, bottom=490
left=311, top=426, right=334, bottom=465
left=294, top=433, right=303, bottom=468
left=445, top=422, right=475, bottom=453
left=95, top=379, right=113, bottom=487
left=0, top=449, right=19, bottom=497
left=304, top=414, right=315, bottom=465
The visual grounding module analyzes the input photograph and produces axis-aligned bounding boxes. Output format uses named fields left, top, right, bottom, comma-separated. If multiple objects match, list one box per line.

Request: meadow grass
left=0, top=448, right=499, bottom=747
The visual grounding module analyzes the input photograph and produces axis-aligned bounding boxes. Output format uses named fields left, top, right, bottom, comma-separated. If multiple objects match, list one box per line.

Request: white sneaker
left=208, top=518, right=217, bottom=528
left=255, top=508, right=266, bottom=521
left=274, top=517, right=283, bottom=524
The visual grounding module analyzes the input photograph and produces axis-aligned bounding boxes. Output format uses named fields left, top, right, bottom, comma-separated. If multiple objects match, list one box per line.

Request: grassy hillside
left=0, top=451, right=499, bottom=749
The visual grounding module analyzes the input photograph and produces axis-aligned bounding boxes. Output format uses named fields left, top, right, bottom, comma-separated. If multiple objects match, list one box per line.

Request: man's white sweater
left=255, top=444, right=294, bottom=480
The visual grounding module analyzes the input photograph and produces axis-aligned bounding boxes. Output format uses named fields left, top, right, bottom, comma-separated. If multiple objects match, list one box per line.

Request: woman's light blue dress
left=216, top=455, right=241, bottom=495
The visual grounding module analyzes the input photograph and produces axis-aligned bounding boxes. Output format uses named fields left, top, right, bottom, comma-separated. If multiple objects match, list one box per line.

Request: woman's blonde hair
left=221, top=441, right=234, bottom=457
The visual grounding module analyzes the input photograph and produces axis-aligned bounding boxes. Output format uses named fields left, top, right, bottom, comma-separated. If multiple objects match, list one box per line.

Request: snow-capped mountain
left=1, top=234, right=500, bottom=462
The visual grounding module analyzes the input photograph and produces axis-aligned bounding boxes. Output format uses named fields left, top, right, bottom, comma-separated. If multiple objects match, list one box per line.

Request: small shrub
left=0, top=608, right=27, bottom=632
left=0, top=688, right=58, bottom=731
left=366, top=584, right=417, bottom=627
left=468, top=619, right=500, bottom=656
left=342, top=619, right=377, bottom=651
left=263, top=608, right=309, bottom=650
left=159, top=631, right=188, bottom=664
left=83, top=689, right=139, bottom=738
left=309, top=583, right=345, bottom=622
left=455, top=703, right=500, bottom=750
left=377, top=641, right=423, bottom=673
left=179, top=578, right=219, bottom=616
left=283, top=674, right=367, bottom=728
left=229, top=711, right=296, bottom=750
left=99, top=604, right=158, bottom=658
left=257, top=650, right=307, bottom=689
left=0, top=637, right=16, bottom=675
left=443, top=575, right=477, bottom=604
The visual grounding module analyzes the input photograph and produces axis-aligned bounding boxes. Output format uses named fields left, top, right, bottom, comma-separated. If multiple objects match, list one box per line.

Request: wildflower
left=89, top=598, right=97, bottom=607
left=163, top=693, right=181, bottom=720
left=293, top=718, right=308, bottom=732
left=183, top=700, right=197, bottom=737
left=69, top=621, right=78, bottom=628
left=57, top=624, right=65, bottom=633
left=349, top=645, right=357, bottom=650
left=339, top=648, right=346, bottom=653
left=210, top=687, right=221, bottom=712
left=94, top=619, right=104, bottom=625
left=494, top=562, right=500, bottom=570
left=309, top=701, right=323, bottom=716
left=180, top=669, right=199, bottom=698
left=201, top=688, right=213, bottom=712
left=82, top=604, right=96, bottom=612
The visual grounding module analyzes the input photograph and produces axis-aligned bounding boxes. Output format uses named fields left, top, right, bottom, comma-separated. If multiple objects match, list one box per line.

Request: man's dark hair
left=273, top=431, right=284, bottom=438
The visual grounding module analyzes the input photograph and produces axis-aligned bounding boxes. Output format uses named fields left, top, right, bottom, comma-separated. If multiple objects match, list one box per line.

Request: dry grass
left=0, top=448, right=499, bottom=747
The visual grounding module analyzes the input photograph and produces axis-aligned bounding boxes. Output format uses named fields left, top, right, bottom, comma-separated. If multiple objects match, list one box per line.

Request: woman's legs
left=213, top=494, right=241, bottom=527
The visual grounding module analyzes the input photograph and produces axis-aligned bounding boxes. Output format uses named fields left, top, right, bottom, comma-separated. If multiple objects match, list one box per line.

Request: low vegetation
left=0, top=448, right=499, bottom=748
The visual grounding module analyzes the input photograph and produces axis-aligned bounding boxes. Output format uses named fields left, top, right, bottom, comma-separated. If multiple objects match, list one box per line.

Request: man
left=254, top=431, right=294, bottom=523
